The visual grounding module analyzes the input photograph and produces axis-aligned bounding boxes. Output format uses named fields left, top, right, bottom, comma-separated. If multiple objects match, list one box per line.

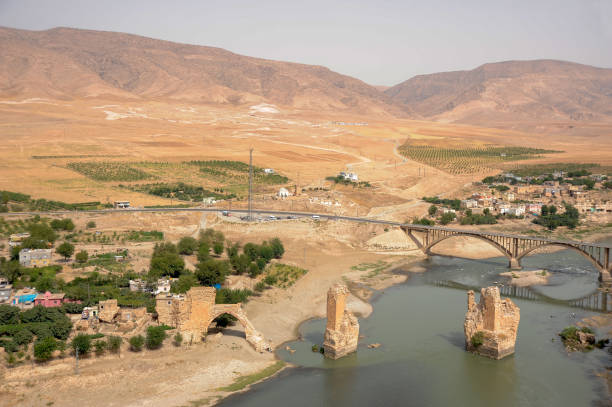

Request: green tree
left=129, top=335, right=144, bottom=352
left=170, top=272, right=199, bottom=293
left=0, top=304, right=20, bottom=325
left=197, top=242, right=211, bottom=261
left=150, top=243, right=185, bottom=278
left=75, top=250, right=89, bottom=264
left=213, top=241, right=224, bottom=256
left=428, top=205, right=438, bottom=216
left=195, top=259, right=229, bottom=286
left=56, top=242, right=75, bottom=260
left=14, top=329, right=34, bottom=346
left=34, top=336, right=57, bottom=362
left=177, top=236, right=198, bottom=255
left=28, top=223, right=58, bottom=244
left=145, top=326, right=166, bottom=350
left=440, top=212, right=456, bottom=225
left=71, top=334, right=91, bottom=355
left=269, top=238, right=284, bottom=259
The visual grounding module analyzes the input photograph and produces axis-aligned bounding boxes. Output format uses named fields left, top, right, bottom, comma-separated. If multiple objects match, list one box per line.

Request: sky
left=0, top=0, right=611, bottom=86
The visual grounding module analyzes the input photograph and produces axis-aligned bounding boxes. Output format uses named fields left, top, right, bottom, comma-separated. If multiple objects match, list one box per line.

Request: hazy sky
left=1, top=0, right=610, bottom=85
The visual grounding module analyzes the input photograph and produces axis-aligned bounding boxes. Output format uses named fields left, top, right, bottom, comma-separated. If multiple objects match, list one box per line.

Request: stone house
left=0, top=278, right=12, bottom=303
left=19, top=248, right=53, bottom=268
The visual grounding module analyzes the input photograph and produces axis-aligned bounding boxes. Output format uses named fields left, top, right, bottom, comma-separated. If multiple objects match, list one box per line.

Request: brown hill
left=385, top=60, right=612, bottom=125
left=0, top=26, right=406, bottom=115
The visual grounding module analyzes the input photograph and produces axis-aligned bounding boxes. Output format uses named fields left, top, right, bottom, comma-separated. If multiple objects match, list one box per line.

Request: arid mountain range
left=2, top=26, right=612, bottom=125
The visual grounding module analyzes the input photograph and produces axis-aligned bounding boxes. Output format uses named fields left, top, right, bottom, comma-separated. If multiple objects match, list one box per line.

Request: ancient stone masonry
left=464, top=286, right=520, bottom=359
left=156, top=287, right=271, bottom=352
left=323, top=283, right=359, bottom=359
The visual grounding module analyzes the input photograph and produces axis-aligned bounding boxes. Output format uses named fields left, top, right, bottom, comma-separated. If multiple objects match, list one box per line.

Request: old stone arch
left=155, top=287, right=270, bottom=352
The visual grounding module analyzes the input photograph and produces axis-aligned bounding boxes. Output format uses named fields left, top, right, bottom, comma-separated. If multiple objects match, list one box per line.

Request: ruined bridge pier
left=401, top=226, right=612, bottom=284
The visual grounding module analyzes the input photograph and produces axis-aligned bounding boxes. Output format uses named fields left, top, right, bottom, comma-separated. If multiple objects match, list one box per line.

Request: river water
left=221, top=244, right=612, bottom=407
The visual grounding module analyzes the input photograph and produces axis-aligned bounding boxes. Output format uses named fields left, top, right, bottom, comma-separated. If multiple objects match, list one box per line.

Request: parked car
left=312, top=215, right=320, bottom=220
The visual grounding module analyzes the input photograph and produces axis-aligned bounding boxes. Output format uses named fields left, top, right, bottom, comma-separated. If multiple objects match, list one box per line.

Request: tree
left=0, top=304, right=20, bottom=325
left=28, top=223, right=58, bottom=244
left=428, top=205, right=438, bottom=216
left=86, top=221, right=96, bottom=229
left=177, top=236, right=198, bottom=255
left=195, top=259, right=229, bottom=286
left=269, top=238, right=284, bottom=259
left=75, top=250, right=89, bottom=264
left=197, top=242, right=211, bottom=262
left=145, top=326, right=166, bottom=350
left=170, top=272, right=199, bottom=294
left=14, top=329, right=34, bottom=346
left=56, top=242, right=75, bottom=260
left=248, top=262, right=261, bottom=278
left=230, top=254, right=250, bottom=275
left=150, top=244, right=185, bottom=278
left=243, top=243, right=259, bottom=261
left=129, top=335, right=144, bottom=352
left=258, top=245, right=274, bottom=263
left=213, top=241, right=224, bottom=256
left=34, top=336, right=57, bottom=362
left=440, top=212, right=456, bottom=225
left=50, top=218, right=75, bottom=231
left=71, top=334, right=91, bottom=355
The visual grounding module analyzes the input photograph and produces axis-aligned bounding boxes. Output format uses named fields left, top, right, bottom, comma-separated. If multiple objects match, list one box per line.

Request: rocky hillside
left=385, top=60, right=612, bottom=124
left=0, top=26, right=406, bottom=115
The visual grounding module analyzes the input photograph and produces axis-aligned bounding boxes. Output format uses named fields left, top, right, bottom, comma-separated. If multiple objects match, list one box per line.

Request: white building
left=462, top=199, right=478, bottom=209
left=278, top=187, right=291, bottom=198
left=508, top=205, right=526, bottom=217
left=202, top=197, right=216, bottom=205
left=263, top=168, right=275, bottom=174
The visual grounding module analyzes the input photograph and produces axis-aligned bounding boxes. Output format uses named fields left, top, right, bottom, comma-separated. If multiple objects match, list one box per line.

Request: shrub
left=145, top=326, right=166, bottom=350
left=75, top=250, right=89, bottom=264
left=14, top=329, right=34, bottom=346
left=0, top=304, right=20, bottom=325
left=86, top=221, right=96, bottom=229
left=471, top=331, right=484, bottom=348
left=311, top=344, right=319, bottom=352
left=129, top=335, right=144, bottom=352
left=173, top=333, right=183, bottom=347
left=107, top=336, right=122, bottom=353
left=213, top=241, right=224, bottom=256
left=62, top=302, right=85, bottom=314
left=71, top=334, right=92, bottom=355
left=254, top=281, right=267, bottom=292
left=94, top=340, right=107, bottom=356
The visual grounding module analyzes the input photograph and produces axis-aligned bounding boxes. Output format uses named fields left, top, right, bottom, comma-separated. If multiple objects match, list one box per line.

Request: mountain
left=385, top=60, right=612, bottom=124
left=0, top=26, right=406, bottom=115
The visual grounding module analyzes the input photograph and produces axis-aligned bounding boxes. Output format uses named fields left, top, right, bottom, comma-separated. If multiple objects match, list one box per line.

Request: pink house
left=34, top=291, right=80, bottom=308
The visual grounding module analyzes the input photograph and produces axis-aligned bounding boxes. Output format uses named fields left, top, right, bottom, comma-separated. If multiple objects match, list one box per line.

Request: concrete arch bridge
left=401, top=225, right=612, bottom=283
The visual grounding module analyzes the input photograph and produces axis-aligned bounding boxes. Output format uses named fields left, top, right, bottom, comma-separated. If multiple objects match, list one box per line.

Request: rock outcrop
left=464, top=286, right=520, bottom=359
left=323, top=283, right=359, bottom=359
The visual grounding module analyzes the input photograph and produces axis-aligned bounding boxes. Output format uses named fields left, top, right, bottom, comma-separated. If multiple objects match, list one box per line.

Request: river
left=221, top=243, right=612, bottom=406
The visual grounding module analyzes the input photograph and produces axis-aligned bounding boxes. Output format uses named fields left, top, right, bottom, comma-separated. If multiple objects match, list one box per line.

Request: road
left=3, top=207, right=611, bottom=249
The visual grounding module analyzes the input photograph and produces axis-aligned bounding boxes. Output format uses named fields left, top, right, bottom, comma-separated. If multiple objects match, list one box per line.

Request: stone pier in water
left=464, top=286, right=520, bottom=359
left=323, top=283, right=359, bottom=359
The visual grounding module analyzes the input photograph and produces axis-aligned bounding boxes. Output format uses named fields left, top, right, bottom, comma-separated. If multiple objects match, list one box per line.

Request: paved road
left=4, top=207, right=610, bottom=248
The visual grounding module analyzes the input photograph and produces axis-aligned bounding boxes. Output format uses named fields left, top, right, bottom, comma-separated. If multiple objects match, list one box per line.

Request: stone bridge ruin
left=156, top=287, right=270, bottom=352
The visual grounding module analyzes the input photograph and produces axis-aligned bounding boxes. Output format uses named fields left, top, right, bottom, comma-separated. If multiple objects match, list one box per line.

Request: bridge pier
left=509, top=258, right=522, bottom=270
left=599, top=270, right=612, bottom=286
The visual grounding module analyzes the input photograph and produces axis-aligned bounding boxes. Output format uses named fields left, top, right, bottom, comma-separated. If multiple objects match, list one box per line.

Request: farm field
left=0, top=98, right=611, bottom=220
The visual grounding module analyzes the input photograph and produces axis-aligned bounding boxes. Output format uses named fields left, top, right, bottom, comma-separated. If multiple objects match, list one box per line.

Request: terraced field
left=398, top=141, right=560, bottom=175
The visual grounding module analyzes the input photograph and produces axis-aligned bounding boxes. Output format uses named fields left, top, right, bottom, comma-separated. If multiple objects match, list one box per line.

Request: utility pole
left=75, top=347, right=79, bottom=375
left=248, top=148, right=254, bottom=221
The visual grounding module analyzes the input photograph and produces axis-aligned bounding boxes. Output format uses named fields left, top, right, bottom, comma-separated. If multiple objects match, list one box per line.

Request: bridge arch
left=517, top=242, right=604, bottom=272
left=424, top=233, right=513, bottom=261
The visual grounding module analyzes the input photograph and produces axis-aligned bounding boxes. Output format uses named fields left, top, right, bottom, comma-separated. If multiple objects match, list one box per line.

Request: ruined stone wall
left=98, top=299, right=119, bottom=323
left=464, top=286, right=520, bottom=359
left=323, top=283, right=359, bottom=359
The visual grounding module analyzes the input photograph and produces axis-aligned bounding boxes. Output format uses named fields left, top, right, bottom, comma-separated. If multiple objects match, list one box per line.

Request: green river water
left=221, top=243, right=612, bottom=407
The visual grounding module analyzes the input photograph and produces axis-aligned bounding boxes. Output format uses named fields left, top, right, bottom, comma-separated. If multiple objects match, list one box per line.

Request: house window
left=167, top=301, right=172, bottom=305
